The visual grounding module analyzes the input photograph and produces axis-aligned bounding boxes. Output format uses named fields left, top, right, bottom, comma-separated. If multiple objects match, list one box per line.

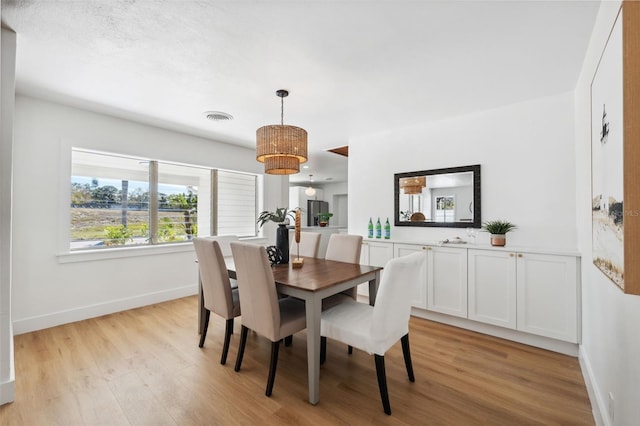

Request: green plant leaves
left=482, top=220, right=517, bottom=234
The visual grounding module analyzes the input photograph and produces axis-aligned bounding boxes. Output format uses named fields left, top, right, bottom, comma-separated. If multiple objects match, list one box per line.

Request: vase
left=490, top=234, right=506, bottom=246
left=276, top=224, right=289, bottom=264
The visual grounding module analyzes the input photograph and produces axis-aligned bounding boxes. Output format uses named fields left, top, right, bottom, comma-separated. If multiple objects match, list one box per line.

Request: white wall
left=349, top=91, right=577, bottom=250
left=1, top=27, right=17, bottom=405
left=10, top=96, right=278, bottom=334
left=575, top=2, right=640, bottom=425
left=288, top=181, right=348, bottom=227
left=322, top=181, right=348, bottom=227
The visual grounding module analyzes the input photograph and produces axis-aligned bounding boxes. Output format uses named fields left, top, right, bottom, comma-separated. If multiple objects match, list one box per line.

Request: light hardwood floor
left=1, top=296, right=593, bottom=425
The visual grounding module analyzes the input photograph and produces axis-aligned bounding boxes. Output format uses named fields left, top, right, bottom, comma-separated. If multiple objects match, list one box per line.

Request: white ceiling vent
left=204, top=111, right=234, bottom=121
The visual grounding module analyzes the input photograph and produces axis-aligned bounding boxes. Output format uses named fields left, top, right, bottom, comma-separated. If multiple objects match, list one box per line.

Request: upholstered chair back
left=325, top=234, right=363, bottom=263
left=193, top=237, right=239, bottom=319
left=290, top=231, right=321, bottom=258
left=230, top=242, right=281, bottom=341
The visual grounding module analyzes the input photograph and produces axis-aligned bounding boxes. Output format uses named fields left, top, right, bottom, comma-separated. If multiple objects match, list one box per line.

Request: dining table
left=197, top=255, right=382, bottom=405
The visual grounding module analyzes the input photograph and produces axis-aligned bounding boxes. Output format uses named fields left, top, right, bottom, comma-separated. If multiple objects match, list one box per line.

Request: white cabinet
left=516, top=252, right=578, bottom=343
left=356, top=240, right=580, bottom=345
left=367, top=240, right=394, bottom=268
left=426, top=246, right=468, bottom=318
left=393, top=244, right=427, bottom=309
left=468, top=249, right=517, bottom=329
left=359, top=240, right=393, bottom=298
left=468, top=249, right=579, bottom=343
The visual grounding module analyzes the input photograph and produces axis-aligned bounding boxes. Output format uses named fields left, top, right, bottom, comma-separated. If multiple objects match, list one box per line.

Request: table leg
left=305, top=296, right=322, bottom=405
left=368, top=270, right=380, bottom=306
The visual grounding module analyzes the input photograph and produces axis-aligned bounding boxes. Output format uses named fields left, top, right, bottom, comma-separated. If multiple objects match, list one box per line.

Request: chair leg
left=374, top=354, right=391, bottom=415
left=220, top=318, right=234, bottom=365
left=348, top=345, right=353, bottom=354
left=234, top=325, right=249, bottom=372
left=320, top=336, right=327, bottom=365
left=266, top=340, right=281, bottom=397
left=198, top=309, right=211, bottom=348
left=284, top=335, right=293, bottom=347
left=401, top=333, right=415, bottom=382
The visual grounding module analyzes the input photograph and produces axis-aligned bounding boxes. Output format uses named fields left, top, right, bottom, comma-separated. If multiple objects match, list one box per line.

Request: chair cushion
left=321, top=301, right=405, bottom=355
left=321, top=293, right=354, bottom=310
left=277, top=297, right=307, bottom=340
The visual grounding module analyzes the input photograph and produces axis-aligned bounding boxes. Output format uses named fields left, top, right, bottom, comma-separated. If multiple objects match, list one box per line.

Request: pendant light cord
left=281, top=95, right=284, bottom=125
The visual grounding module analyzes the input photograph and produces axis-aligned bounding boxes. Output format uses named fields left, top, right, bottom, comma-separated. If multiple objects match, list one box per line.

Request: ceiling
left=1, top=0, right=601, bottom=184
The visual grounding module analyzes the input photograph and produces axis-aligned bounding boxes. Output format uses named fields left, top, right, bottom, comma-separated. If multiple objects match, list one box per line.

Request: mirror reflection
left=394, top=165, right=481, bottom=228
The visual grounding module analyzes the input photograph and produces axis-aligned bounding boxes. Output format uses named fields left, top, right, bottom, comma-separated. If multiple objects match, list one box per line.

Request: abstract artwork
left=591, top=10, right=624, bottom=290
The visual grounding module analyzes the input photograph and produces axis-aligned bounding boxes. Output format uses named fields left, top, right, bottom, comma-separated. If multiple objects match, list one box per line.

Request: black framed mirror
left=394, top=164, right=481, bottom=228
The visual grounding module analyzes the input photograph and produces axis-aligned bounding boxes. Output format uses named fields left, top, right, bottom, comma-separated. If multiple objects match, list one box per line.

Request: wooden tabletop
left=271, top=257, right=381, bottom=292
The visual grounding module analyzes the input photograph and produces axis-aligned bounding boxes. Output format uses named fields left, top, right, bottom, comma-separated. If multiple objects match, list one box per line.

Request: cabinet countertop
left=361, top=237, right=581, bottom=257
left=300, top=226, right=346, bottom=231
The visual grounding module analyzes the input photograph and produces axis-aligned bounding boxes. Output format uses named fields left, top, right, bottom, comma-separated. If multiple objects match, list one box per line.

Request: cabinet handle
left=509, top=253, right=514, bottom=257
left=518, top=253, right=523, bottom=258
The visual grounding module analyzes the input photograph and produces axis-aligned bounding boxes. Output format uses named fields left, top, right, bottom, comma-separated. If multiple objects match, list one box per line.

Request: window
left=217, top=170, right=257, bottom=237
left=156, top=162, right=208, bottom=244
left=70, top=149, right=258, bottom=250
left=71, top=151, right=150, bottom=249
left=435, top=195, right=455, bottom=222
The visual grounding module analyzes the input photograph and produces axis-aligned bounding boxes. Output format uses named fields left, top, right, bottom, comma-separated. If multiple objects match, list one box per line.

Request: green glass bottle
left=375, top=218, right=382, bottom=239
left=384, top=217, right=391, bottom=239
left=368, top=217, right=374, bottom=238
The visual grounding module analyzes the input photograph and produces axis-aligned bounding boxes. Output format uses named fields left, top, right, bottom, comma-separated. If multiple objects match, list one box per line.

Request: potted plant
left=257, top=207, right=295, bottom=263
left=482, top=220, right=517, bottom=246
left=257, top=207, right=295, bottom=228
left=317, top=212, right=333, bottom=227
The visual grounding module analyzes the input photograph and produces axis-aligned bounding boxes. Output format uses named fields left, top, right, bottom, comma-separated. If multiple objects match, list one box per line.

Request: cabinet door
left=427, top=246, right=468, bottom=318
left=368, top=241, right=394, bottom=267
left=358, top=241, right=393, bottom=297
left=516, top=253, right=578, bottom=342
left=394, top=244, right=428, bottom=309
left=468, top=249, right=517, bottom=329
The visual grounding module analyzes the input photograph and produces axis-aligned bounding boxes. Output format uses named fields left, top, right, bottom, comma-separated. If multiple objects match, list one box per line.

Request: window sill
left=57, top=243, right=195, bottom=263
left=57, top=237, right=267, bottom=264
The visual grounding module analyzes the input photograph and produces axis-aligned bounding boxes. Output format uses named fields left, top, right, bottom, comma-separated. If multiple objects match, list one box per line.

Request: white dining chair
left=230, top=241, right=307, bottom=397
left=193, top=236, right=241, bottom=365
left=320, top=251, right=425, bottom=415
left=289, top=231, right=321, bottom=259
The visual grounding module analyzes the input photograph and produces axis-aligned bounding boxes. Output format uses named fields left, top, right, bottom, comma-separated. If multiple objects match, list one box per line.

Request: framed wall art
left=591, top=1, right=640, bottom=295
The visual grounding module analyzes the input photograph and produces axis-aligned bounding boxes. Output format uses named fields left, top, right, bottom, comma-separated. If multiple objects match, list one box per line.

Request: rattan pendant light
left=256, top=89, right=308, bottom=174
left=400, top=176, right=426, bottom=194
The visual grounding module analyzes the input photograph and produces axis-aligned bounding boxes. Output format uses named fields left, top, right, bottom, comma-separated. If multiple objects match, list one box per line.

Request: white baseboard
left=410, top=308, right=579, bottom=356
left=579, top=347, right=607, bottom=426
left=1, top=321, right=15, bottom=405
left=0, top=378, right=15, bottom=406
left=12, top=284, right=198, bottom=335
